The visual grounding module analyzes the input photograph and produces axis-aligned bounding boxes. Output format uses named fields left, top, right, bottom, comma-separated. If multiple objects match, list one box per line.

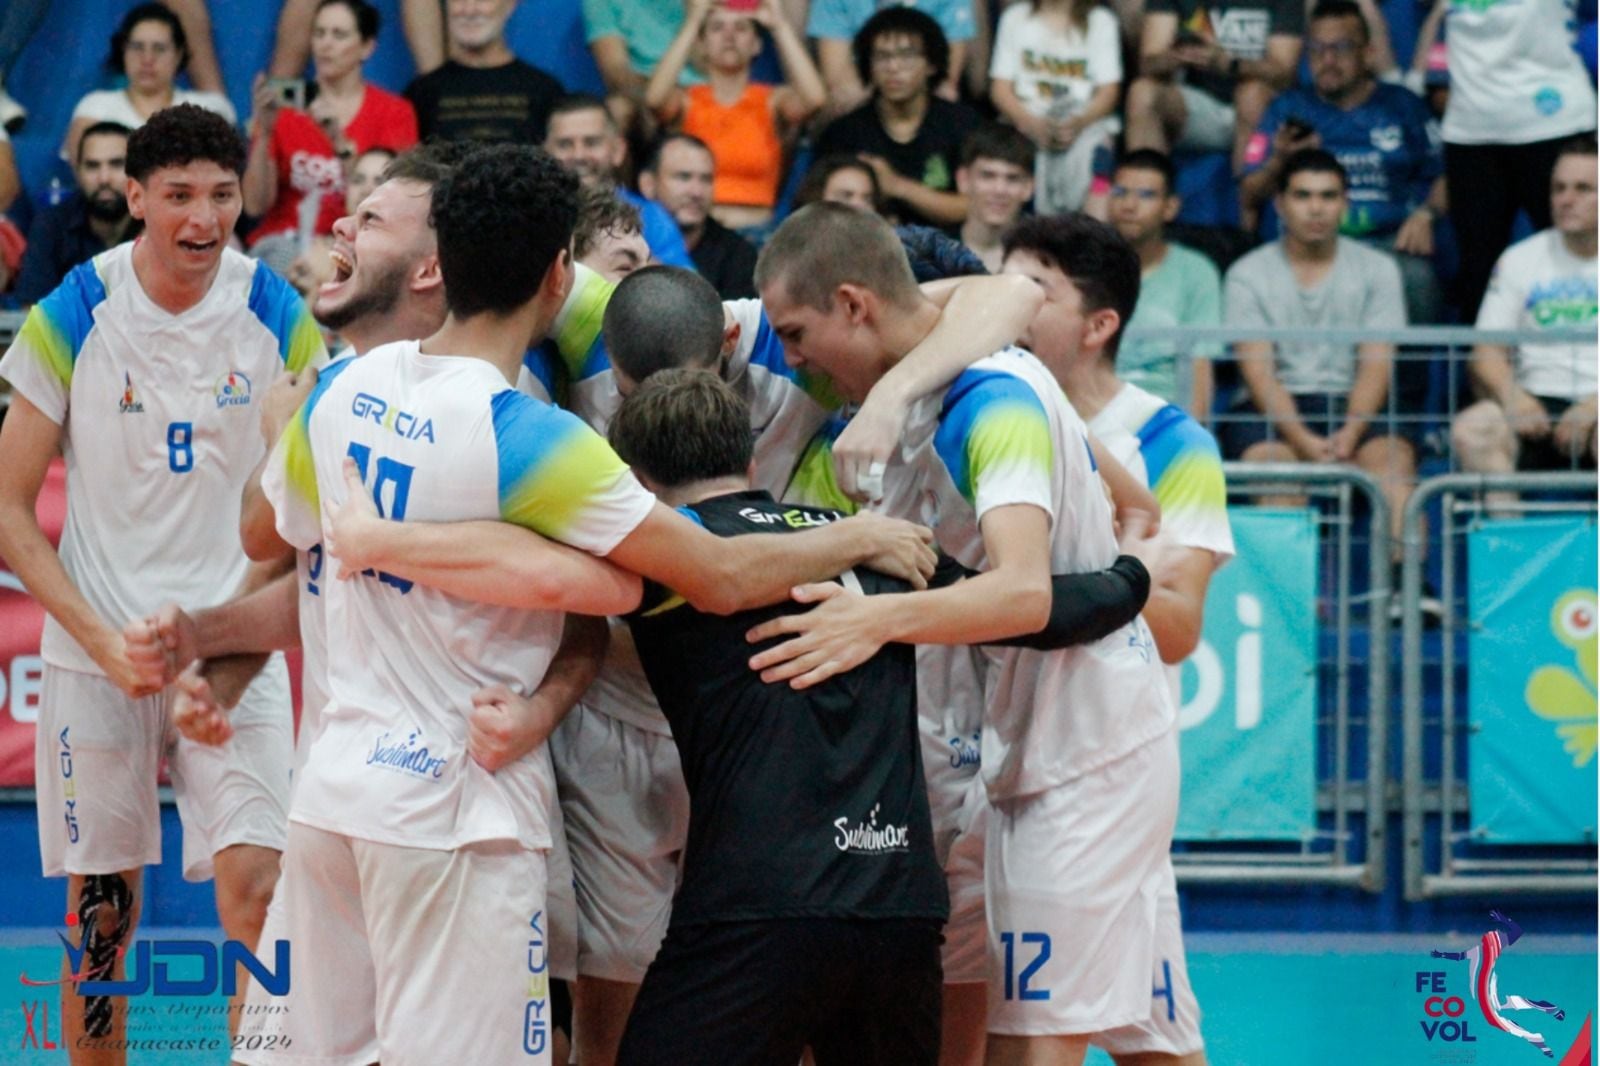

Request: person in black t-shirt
left=639, top=134, right=759, bottom=299
left=403, top=0, right=564, bottom=143
left=812, top=8, right=980, bottom=230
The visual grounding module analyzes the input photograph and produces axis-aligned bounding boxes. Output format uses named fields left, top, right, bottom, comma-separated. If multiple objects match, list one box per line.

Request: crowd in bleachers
left=0, top=0, right=1594, bottom=480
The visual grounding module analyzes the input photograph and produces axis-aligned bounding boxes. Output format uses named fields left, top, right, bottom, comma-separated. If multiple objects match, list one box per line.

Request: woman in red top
left=645, top=0, right=825, bottom=231
left=243, top=0, right=417, bottom=275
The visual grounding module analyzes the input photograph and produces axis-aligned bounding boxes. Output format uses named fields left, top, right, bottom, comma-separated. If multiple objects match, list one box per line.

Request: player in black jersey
left=606, top=369, right=1154, bottom=1066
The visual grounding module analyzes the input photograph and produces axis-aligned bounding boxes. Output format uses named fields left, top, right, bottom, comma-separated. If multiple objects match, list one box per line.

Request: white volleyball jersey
left=261, top=342, right=656, bottom=850
left=0, top=243, right=326, bottom=674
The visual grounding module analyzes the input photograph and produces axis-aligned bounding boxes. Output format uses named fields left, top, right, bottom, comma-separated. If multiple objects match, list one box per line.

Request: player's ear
left=540, top=247, right=575, bottom=305
left=720, top=319, right=741, bottom=359
left=126, top=176, right=146, bottom=220
left=411, top=252, right=443, bottom=295
left=837, top=283, right=870, bottom=325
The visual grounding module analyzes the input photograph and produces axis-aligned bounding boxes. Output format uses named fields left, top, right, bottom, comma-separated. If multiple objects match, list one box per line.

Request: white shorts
left=985, top=729, right=1180, bottom=1036
left=1090, top=859, right=1205, bottom=1056
left=940, top=775, right=988, bottom=986
left=549, top=704, right=688, bottom=983
left=34, top=660, right=292, bottom=882
left=236, top=822, right=552, bottom=1066
left=1177, top=84, right=1237, bottom=151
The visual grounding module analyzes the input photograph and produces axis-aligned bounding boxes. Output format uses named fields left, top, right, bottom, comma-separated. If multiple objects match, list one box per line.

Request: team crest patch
left=118, top=371, right=144, bottom=413
left=214, top=371, right=253, bottom=409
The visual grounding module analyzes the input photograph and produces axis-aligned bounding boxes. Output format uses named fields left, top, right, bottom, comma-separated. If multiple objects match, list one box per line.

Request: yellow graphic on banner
left=1525, top=590, right=1599, bottom=768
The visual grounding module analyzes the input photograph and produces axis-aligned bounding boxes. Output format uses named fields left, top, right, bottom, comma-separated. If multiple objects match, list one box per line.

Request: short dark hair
left=549, top=93, right=616, bottom=130
left=1002, top=213, right=1141, bottom=359
left=603, top=267, right=725, bottom=384
left=961, top=123, right=1034, bottom=171
left=1556, top=134, right=1599, bottom=166
left=610, top=368, right=753, bottom=489
left=382, top=139, right=477, bottom=189
left=109, top=2, right=188, bottom=75
left=77, top=121, right=132, bottom=165
left=1114, top=148, right=1176, bottom=194
left=756, top=202, right=921, bottom=311
left=1309, top=0, right=1370, bottom=41
left=853, top=7, right=949, bottom=91
left=430, top=144, right=579, bottom=318
left=316, top=0, right=381, bottom=41
left=793, top=153, right=883, bottom=213
left=573, top=183, right=642, bottom=261
left=1278, top=148, right=1347, bottom=193
left=125, top=104, right=246, bottom=182
left=644, top=133, right=713, bottom=175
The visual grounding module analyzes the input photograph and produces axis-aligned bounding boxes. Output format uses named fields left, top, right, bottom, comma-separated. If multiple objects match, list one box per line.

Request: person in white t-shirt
left=1439, top=0, right=1597, bottom=317
left=1453, top=136, right=1598, bottom=492
left=0, top=105, right=325, bottom=1063
left=1002, top=212, right=1234, bottom=1066
left=988, top=0, right=1121, bottom=215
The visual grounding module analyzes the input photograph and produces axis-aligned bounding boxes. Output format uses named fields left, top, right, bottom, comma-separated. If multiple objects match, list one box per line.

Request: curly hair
left=109, top=2, right=189, bottom=76
left=126, top=104, right=246, bottom=182
left=852, top=7, right=949, bottom=93
left=430, top=144, right=580, bottom=319
left=1002, top=213, right=1141, bottom=358
left=572, top=183, right=642, bottom=261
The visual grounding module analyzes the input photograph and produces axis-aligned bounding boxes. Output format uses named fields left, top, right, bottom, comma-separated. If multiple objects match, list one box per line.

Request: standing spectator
left=1453, top=137, right=1597, bottom=487
left=1111, top=149, right=1222, bottom=418
left=646, top=0, right=825, bottom=231
left=1124, top=0, right=1303, bottom=177
left=15, top=124, right=136, bottom=306
left=574, top=183, right=652, bottom=282
left=404, top=0, right=565, bottom=144
left=244, top=0, right=418, bottom=278
left=988, top=0, right=1122, bottom=215
left=62, top=3, right=236, bottom=163
left=639, top=134, right=759, bottom=298
left=813, top=8, right=980, bottom=228
left=809, top=0, right=974, bottom=112
left=1442, top=0, right=1597, bottom=318
left=793, top=153, right=886, bottom=213
left=1240, top=0, right=1446, bottom=323
left=955, top=123, right=1033, bottom=272
left=1223, top=150, right=1413, bottom=548
left=584, top=0, right=699, bottom=132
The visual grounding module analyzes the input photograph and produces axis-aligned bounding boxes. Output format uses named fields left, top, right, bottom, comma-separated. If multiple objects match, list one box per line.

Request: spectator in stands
left=639, top=134, right=758, bottom=299
left=1111, top=149, right=1222, bottom=418
left=544, top=94, right=694, bottom=268
left=284, top=145, right=397, bottom=299
left=813, top=8, right=980, bottom=228
left=793, top=153, right=884, bottom=213
left=244, top=0, right=419, bottom=278
left=1441, top=0, right=1597, bottom=318
left=809, top=0, right=974, bottom=113
left=575, top=183, right=651, bottom=282
left=955, top=123, right=1033, bottom=272
left=63, top=3, right=236, bottom=163
left=1453, top=137, right=1598, bottom=486
left=404, top=0, right=565, bottom=144
left=988, top=0, right=1121, bottom=216
left=14, top=123, right=135, bottom=306
left=1224, top=150, right=1413, bottom=548
left=1124, top=0, right=1303, bottom=179
left=583, top=0, right=703, bottom=132
left=0, top=126, right=17, bottom=214
left=1239, top=0, right=1445, bottom=324
left=646, top=0, right=825, bottom=232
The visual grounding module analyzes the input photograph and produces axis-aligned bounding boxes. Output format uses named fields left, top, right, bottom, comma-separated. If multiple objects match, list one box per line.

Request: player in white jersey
left=747, top=203, right=1175, bottom=1066
left=0, top=105, right=326, bottom=1062
left=1002, top=213, right=1236, bottom=1066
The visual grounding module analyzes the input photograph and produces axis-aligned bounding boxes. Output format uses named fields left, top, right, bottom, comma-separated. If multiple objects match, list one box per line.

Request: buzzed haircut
left=1114, top=148, right=1176, bottom=194
left=755, top=202, right=921, bottom=311
left=609, top=368, right=754, bottom=489
left=1278, top=147, right=1348, bottom=194
left=550, top=93, right=617, bottom=130
left=77, top=121, right=132, bottom=165
left=382, top=139, right=476, bottom=189
left=1002, top=213, right=1141, bottom=359
left=573, top=183, right=643, bottom=261
left=603, top=267, right=726, bottom=385
left=645, top=133, right=714, bottom=175
left=125, top=103, right=246, bottom=181
left=961, top=123, right=1034, bottom=171
left=1309, top=0, right=1370, bottom=40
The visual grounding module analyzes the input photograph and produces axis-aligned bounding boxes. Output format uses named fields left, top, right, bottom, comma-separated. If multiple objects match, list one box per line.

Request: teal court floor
left=1, top=931, right=1593, bottom=1065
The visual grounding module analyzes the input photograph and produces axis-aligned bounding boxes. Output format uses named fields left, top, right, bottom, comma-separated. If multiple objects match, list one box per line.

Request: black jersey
left=625, top=490, right=949, bottom=928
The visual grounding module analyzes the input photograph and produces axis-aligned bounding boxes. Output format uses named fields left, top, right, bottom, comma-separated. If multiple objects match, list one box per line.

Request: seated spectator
left=404, top=0, right=565, bottom=144
left=988, top=0, right=1121, bottom=216
left=809, top=0, right=974, bottom=113
left=583, top=0, right=701, bottom=133
left=545, top=94, right=694, bottom=268
left=244, top=0, right=418, bottom=278
left=793, top=153, right=884, bottom=213
left=813, top=8, right=980, bottom=228
left=1223, top=150, right=1413, bottom=550
left=62, top=3, right=236, bottom=162
left=1240, top=0, right=1445, bottom=323
left=1453, top=137, right=1598, bottom=492
left=646, top=0, right=825, bottom=230
left=1124, top=0, right=1302, bottom=178
left=956, top=123, right=1034, bottom=272
left=575, top=183, right=651, bottom=281
left=14, top=123, right=136, bottom=305
left=284, top=144, right=397, bottom=299
left=1110, top=149, right=1221, bottom=418
left=639, top=133, right=758, bottom=298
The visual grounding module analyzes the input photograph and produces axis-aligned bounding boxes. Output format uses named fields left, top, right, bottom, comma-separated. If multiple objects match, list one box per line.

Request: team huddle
left=0, top=103, right=1235, bottom=1066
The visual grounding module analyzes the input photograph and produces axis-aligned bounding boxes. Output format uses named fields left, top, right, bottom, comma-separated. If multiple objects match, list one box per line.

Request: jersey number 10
left=345, top=442, right=415, bottom=594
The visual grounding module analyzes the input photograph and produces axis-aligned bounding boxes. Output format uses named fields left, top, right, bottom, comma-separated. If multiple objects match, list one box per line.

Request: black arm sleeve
left=993, top=556, right=1151, bottom=650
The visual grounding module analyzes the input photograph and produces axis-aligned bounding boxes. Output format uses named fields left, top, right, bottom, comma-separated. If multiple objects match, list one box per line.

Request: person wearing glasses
left=1239, top=0, right=1445, bottom=323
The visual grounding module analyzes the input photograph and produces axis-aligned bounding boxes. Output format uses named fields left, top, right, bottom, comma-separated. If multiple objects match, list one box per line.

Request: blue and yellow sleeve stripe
left=492, top=389, right=634, bottom=539
left=934, top=369, right=1053, bottom=507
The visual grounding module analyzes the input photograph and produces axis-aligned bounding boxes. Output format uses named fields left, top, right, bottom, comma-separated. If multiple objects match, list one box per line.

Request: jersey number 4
left=346, top=442, right=415, bottom=594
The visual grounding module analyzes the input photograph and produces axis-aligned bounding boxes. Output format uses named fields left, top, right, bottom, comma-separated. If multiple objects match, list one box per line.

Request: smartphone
left=1284, top=115, right=1315, bottom=140
left=267, top=77, right=306, bottom=111
left=723, top=0, right=760, bottom=11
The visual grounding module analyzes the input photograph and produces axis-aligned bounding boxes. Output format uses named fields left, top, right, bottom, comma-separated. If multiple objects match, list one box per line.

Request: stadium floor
left=0, top=930, right=1593, bottom=1065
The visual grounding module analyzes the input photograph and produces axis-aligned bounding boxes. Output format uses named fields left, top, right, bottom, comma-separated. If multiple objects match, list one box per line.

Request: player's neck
left=878, top=298, right=945, bottom=376
left=656, top=476, right=751, bottom=508
left=130, top=237, right=220, bottom=315
left=421, top=303, right=545, bottom=383
left=1057, top=353, right=1121, bottom=421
